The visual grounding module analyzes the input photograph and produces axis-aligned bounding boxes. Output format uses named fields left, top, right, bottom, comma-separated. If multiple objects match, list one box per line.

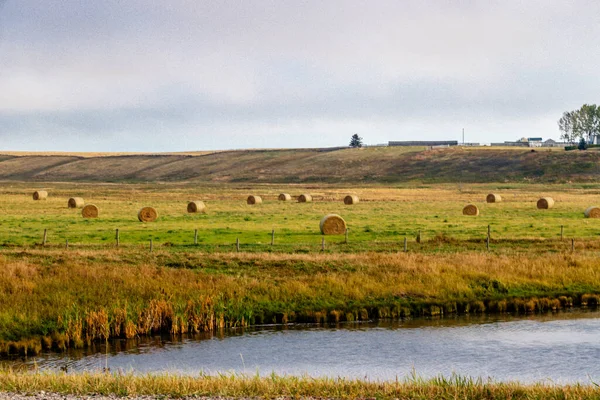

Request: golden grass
left=0, top=370, right=597, bottom=399
left=2, top=247, right=599, bottom=355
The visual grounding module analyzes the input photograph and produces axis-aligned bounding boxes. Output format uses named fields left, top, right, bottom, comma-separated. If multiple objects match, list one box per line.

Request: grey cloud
left=1, top=0, right=599, bottom=150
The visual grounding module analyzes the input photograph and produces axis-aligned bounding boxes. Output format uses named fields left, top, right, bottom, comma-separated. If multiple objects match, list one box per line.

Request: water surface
left=8, top=311, right=600, bottom=384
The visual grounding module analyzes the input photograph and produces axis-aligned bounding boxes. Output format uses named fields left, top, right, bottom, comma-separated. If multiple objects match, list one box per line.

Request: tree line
left=558, top=104, right=600, bottom=145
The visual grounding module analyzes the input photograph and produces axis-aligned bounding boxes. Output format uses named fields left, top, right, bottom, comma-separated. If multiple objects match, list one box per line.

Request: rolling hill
left=0, top=147, right=599, bottom=184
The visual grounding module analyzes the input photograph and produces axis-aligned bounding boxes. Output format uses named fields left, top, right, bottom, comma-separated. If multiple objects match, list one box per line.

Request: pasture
left=0, top=182, right=599, bottom=253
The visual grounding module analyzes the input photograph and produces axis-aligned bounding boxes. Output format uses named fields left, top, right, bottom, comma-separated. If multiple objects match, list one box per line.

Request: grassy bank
left=1, top=248, right=600, bottom=356
left=0, top=370, right=598, bottom=399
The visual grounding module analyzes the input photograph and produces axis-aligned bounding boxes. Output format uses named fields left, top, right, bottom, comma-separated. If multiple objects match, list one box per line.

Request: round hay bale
left=278, top=193, right=292, bottom=201
left=68, top=197, right=85, bottom=208
left=462, top=204, right=479, bottom=216
left=298, top=194, right=313, bottom=203
left=344, top=195, right=359, bottom=205
left=32, top=190, right=48, bottom=200
left=247, top=195, right=262, bottom=205
left=138, top=207, right=158, bottom=222
left=187, top=201, right=206, bottom=213
left=584, top=206, right=600, bottom=218
left=81, top=204, right=99, bottom=218
left=537, top=197, right=554, bottom=209
left=320, top=214, right=347, bottom=235
left=486, top=193, right=502, bottom=203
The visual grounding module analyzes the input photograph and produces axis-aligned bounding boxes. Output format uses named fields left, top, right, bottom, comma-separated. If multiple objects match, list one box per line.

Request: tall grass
left=1, top=249, right=599, bottom=355
left=0, top=370, right=598, bottom=399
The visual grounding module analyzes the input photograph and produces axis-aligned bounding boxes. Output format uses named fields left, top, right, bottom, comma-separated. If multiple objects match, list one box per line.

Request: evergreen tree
left=349, top=134, right=363, bottom=148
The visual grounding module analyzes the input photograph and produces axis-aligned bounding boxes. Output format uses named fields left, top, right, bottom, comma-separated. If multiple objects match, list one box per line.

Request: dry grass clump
left=138, top=207, right=158, bottom=222
left=187, top=201, right=206, bottom=213
left=537, top=197, right=554, bottom=209
left=486, top=193, right=501, bottom=203
left=32, top=190, right=47, bottom=200
left=462, top=204, right=479, bottom=216
left=344, top=195, right=359, bottom=204
left=81, top=204, right=99, bottom=218
left=2, top=371, right=600, bottom=399
left=584, top=206, right=600, bottom=218
left=278, top=193, right=292, bottom=201
left=247, top=195, right=262, bottom=205
left=298, top=194, right=313, bottom=203
left=320, top=214, right=346, bottom=235
left=68, top=197, right=84, bottom=208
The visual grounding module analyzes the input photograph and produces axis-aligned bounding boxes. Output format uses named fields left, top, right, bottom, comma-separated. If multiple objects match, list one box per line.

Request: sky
left=1, top=1, right=599, bottom=152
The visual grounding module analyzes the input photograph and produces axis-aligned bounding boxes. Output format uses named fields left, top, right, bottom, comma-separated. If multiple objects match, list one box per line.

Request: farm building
left=388, top=140, right=458, bottom=147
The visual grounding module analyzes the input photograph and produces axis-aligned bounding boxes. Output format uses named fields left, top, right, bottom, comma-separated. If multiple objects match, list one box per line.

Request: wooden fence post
left=42, top=229, right=47, bottom=246
left=487, top=225, right=490, bottom=251
left=344, top=228, right=348, bottom=244
left=116, top=229, right=120, bottom=247
left=416, top=230, right=421, bottom=243
left=571, top=238, right=574, bottom=252
left=560, top=225, right=564, bottom=241
left=150, top=239, right=153, bottom=253
left=194, top=229, right=198, bottom=245
left=65, top=239, right=69, bottom=249
left=404, top=237, right=407, bottom=253
left=236, top=237, right=240, bottom=252
left=271, top=229, right=275, bottom=246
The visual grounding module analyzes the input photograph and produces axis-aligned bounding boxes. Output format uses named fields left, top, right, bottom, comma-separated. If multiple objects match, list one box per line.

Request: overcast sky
left=1, top=1, right=599, bottom=151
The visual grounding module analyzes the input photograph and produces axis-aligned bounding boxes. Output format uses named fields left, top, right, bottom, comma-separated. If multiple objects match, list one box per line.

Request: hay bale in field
left=68, top=197, right=84, bottom=208
left=462, top=204, right=479, bottom=216
left=537, top=197, right=554, bottom=209
left=298, top=194, right=313, bottom=203
left=486, top=193, right=502, bottom=203
left=187, top=201, right=206, bottom=213
left=320, top=214, right=346, bottom=235
left=584, top=206, right=600, bottom=218
left=32, top=190, right=48, bottom=200
left=81, top=204, right=99, bottom=218
left=344, top=195, right=359, bottom=205
left=278, top=193, right=292, bottom=201
left=247, top=195, right=262, bottom=205
left=138, top=206, right=158, bottom=222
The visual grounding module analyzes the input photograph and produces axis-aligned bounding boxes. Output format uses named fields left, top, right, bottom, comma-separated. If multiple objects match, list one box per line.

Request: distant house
left=492, top=137, right=543, bottom=147
left=590, top=135, right=599, bottom=145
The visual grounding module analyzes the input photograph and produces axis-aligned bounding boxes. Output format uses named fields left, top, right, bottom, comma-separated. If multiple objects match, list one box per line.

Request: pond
left=7, top=311, right=600, bottom=384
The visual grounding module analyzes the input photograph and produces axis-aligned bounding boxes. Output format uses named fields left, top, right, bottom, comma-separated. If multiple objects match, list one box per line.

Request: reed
left=1, top=249, right=599, bottom=355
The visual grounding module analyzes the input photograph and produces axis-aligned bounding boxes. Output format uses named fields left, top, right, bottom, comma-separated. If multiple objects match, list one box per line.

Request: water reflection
left=5, top=310, right=600, bottom=383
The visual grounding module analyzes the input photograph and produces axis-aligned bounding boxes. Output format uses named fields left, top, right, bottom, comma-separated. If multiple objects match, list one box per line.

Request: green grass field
left=1, top=182, right=599, bottom=252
